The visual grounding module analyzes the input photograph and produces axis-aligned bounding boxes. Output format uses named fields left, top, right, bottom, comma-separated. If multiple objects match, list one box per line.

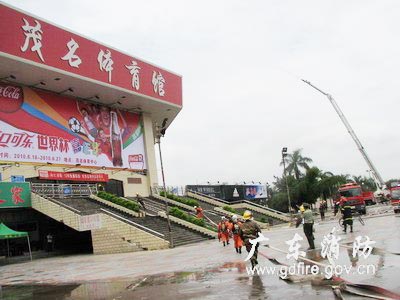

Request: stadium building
left=0, top=3, right=188, bottom=257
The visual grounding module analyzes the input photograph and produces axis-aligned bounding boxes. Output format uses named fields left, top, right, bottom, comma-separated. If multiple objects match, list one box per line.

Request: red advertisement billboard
left=38, top=170, right=108, bottom=182
left=0, top=83, right=146, bottom=170
left=0, top=3, right=182, bottom=106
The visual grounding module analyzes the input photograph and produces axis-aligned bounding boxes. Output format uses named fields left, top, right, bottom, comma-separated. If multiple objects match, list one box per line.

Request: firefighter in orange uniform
left=218, top=216, right=230, bottom=246
left=194, top=206, right=204, bottom=219
left=231, top=215, right=243, bottom=253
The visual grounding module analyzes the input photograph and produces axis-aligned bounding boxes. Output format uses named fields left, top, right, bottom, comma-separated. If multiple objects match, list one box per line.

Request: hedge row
left=222, top=207, right=268, bottom=223
left=97, top=191, right=140, bottom=212
left=160, top=191, right=199, bottom=207
left=256, top=217, right=268, bottom=223
left=223, top=205, right=237, bottom=214
left=169, top=206, right=205, bottom=227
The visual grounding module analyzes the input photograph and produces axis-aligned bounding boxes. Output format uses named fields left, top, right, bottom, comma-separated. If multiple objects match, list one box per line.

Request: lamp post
left=281, top=147, right=292, bottom=214
left=155, top=124, right=174, bottom=248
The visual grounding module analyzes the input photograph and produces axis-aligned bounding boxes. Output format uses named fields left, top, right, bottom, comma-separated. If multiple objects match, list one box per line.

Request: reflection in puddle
left=0, top=263, right=250, bottom=300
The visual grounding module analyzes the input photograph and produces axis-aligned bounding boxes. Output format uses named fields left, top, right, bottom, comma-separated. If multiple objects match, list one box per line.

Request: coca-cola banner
left=0, top=84, right=146, bottom=170
left=38, top=170, right=109, bottom=182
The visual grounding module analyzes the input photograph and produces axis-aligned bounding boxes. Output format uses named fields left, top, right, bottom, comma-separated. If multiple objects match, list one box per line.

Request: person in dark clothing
left=46, top=233, right=54, bottom=252
left=302, top=203, right=315, bottom=249
left=136, top=193, right=145, bottom=211
left=319, top=202, right=325, bottom=221
left=341, top=202, right=353, bottom=233
left=239, top=210, right=261, bottom=268
left=334, top=201, right=340, bottom=216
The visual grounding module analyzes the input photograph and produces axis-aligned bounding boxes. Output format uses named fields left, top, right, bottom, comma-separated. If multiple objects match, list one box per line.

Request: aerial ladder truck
left=302, top=80, right=387, bottom=201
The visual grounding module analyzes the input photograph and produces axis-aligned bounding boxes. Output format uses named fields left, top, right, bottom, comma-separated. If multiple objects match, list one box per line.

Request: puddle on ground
left=1, top=260, right=397, bottom=300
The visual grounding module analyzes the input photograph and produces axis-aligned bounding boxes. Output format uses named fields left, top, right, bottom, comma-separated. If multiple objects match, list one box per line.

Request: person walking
left=341, top=201, right=353, bottom=233
left=231, top=215, right=243, bottom=254
left=136, top=193, right=146, bottom=214
left=319, top=201, right=325, bottom=221
left=46, top=233, right=54, bottom=252
left=218, top=217, right=230, bottom=246
left=240, top=210, right=261, bottom=268
left=194, top=206, right=204, bottom=219
left=334, top=201, right=340, bottom=216
left=302, top=203, right=315, bottom=250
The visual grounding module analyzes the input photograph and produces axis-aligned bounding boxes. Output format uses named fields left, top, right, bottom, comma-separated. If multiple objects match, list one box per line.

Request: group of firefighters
left=195, top=198, right=355, bottom=269
left=217, top=210, right=261, bottom=268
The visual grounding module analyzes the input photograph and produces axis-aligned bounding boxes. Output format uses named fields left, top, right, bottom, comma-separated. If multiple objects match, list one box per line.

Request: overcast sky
left=4, top=0, right=400, bottom=186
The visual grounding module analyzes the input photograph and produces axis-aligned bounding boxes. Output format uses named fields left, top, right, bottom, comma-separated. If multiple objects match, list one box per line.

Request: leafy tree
left=281, top=149, right=313, bottom=180
left=297, top=167, right=321, bottom=205
left=268, top=192, right=290, bottom=212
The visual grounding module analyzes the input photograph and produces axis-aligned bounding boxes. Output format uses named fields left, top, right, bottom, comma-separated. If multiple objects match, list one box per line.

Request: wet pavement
left=1, top=209, right=399, bottom=299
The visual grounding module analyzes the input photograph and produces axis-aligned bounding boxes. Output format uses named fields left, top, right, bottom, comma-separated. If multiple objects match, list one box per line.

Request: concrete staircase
left=54, top=197, right=102, bottom=215
left=84, top=197, right=214, bottom=247
left=137, top=196, right=222, bottom=226
left=30, top=193, right=166, bottom=254
left=187, top=190, right=290, bottom=224
left=138, top=196, right=167, bottom=215
left=133, top=216, right=212, bottom=247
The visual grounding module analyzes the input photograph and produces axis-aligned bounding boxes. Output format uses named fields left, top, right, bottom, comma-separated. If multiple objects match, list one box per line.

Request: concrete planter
left=90, top=195, right=142, bottom=217
left=213, top=207, right=270, bottom=229
left=152, top=194, right=196, bottom=212
left=158, top=211, right=217, bottom=238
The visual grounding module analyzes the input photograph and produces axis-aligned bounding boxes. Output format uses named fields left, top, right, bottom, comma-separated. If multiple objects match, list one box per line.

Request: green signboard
left=0, top=183, right=31, bottom=208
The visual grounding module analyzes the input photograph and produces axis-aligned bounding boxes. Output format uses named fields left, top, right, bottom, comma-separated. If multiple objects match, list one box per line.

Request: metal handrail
left=31, top=183, right=97, bottom=199
left=100, top=209, right=165, bottom=238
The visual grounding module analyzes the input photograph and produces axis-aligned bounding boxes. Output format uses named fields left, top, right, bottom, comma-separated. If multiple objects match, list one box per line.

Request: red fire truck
left=337, top=183, right=374, bottom=214
left=389, top=185, right=400, bottom=214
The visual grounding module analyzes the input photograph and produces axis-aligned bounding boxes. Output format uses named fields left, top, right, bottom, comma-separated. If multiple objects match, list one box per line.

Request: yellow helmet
left=243, top=210, right=252, bottom=220
left=300, top=205, right=305, bottom=212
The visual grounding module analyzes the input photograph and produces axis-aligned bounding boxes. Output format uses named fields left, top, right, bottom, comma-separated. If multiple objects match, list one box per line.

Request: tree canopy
left=280, top=148, right=313, bottom=180
left=268, top=149, right=379, bottom=212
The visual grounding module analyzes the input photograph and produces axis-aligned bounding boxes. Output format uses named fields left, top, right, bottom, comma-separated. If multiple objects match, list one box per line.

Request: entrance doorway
left=103, top=179, right=124, bottom=197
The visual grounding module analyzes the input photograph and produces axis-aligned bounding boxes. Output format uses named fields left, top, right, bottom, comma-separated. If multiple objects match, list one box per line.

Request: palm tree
left=352, top=175, right=363, bottom=185
left=281, top=149, right=313, bottom=180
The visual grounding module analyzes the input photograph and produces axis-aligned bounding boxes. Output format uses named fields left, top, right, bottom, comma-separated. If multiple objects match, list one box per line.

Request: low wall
left=32, top=193, right=169, bottom=254
left=90, top=195, right=143, bottom=217
left=91, top=214, right=169, bottom=254
left=213, top=207, right=270, bottom=229
left=231, top=203, right=290, bottom=222
left=158, top=211, right=217, bottom=238
left=152, top=194, right=196, bottom=212
left=187, top=191, right=225, bottom=207
left=31, top=193, right=81, bottom=230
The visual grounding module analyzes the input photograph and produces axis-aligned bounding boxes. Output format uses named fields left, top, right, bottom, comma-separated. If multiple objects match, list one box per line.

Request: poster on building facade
left=0, top=84, right=146, bottom=170
left=244, top=185, right=267, bottom=200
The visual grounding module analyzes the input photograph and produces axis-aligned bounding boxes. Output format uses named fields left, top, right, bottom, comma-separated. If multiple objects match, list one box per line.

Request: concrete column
left=142, top=113, right=158, bottom=193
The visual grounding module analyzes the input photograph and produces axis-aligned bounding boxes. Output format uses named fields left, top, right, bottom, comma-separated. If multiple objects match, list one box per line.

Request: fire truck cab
left=338, top=183, right=371, bottom=214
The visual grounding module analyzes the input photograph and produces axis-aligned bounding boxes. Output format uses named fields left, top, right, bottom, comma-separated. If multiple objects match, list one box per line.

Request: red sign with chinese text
left=0, top=3, right=182, bottom=106
left=39, top=170, right=108, bottom=182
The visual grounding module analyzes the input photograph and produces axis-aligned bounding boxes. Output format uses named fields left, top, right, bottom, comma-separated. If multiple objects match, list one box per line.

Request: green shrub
left=159, top=192, right=198, bottom=207
left=257, top=217, right=268, bottom=223
left=223, top=206, right=236, bottom=213
left=169, top=207, right=206, bottom=227
left=97, top=191, right=140, bottom=212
